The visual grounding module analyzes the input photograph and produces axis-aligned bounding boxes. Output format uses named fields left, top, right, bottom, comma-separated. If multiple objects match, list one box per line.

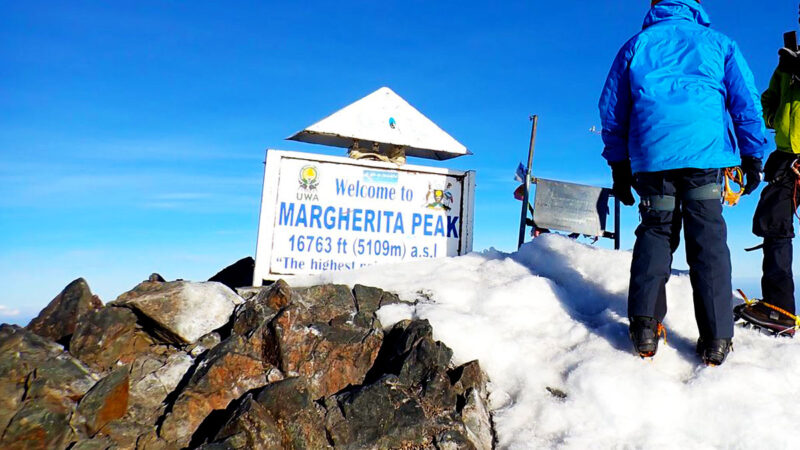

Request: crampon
left=734, top=290, right=799, bottom=338
left=629, top=317, right=667, bottom=359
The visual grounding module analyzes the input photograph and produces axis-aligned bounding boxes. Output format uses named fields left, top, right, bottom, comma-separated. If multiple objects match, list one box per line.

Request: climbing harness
left=736, top=289, right=800, bottom=336
left=722, top=167, right=745, bottom=206
left=745, top=157, right=800, bottom=252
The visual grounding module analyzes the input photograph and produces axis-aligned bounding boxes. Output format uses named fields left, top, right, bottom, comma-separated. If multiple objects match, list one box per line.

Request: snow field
left=294, top=234, right=800, bottom=448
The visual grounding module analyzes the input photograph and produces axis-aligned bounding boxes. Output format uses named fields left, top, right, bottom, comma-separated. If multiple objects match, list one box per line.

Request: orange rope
left=656, top=323, right=667, bottom=346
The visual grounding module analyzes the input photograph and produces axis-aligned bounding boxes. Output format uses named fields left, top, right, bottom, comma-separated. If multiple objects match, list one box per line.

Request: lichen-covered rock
left=365, top=319, right=451, bottom=386
left=451, top=360, right=489, bottom=398
left=399, top=332, right=453, bottom=387
left=187, top=332, right=222, bottom=358
left=449, top=360, right=493, bottom=450
left=148, top=273, right=166, bottom=283
left=131, top=428, right=174, bottom=450
left=352, top=284, right=401, bottom=316
left=210, top=378, right=330, bottom=449
left=96, top=418, right=160, bottom=449
left=0, top=397, right=76, bottom=450
left=235, top=287, right=261, bottom=302
left=1, top=281, right=495, bottom=450
left=322, top=320, right=493, bottom=450
left=246, top=378, right=329, bottom=448
left=292, top=284, right=357, bottom=323
left=0, top=325, right=65, bottom=431
left=258, top=279, right=292, bottom=310
left=208, top=394, right=283, bottom=449
left=113, top=281, right=243, bottom=344
left=26, top=278, right=103, bottom=345
left=264, top=302, right=383, bottom=398
left=231, top=280, right=291, bottom=336
left=460, top=387, right=493, bottom=450
left=25, top=353, right=99, bottom=405
left=69, top=306, right=155, bottom=373
left=324, top=374, right=430, bottom=449
left=158, top=334, right=280, bottom=448
left=127, top=352, right=194, bottom=424
left=434, top=429, right=476, bottom=449
left=69, top=435, right=116, bottom=450
left=74, top=365, right=130, bottom=436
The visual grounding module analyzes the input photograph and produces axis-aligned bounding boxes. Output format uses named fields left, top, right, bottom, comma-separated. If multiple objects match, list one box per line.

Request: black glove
left=610, top=160, right=635, bottom=206
left=741, top=156, right=763, bottom=195
left=778, top=47, right=800, bottom=77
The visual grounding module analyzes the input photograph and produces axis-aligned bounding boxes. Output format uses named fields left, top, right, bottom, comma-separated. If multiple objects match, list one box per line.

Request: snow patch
left=293, top=234, right=800, bottom=448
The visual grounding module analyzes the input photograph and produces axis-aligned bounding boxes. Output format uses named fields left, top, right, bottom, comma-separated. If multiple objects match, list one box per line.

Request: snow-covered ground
left=294, top=234, right=800, bottom=449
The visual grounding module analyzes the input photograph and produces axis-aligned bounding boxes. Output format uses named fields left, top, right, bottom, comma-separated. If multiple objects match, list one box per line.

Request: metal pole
left=614, top=197, right=621, bottom=250
left=517, top=115, right=538, bottom=249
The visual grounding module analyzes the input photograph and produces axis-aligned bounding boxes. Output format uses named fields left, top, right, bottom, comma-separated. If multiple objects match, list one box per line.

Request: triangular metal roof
left=288, top=87, right=470, bottom=161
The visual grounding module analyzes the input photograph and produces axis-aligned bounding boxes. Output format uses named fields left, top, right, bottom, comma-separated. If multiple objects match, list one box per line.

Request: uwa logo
left=297, top=165, right=320, bottom=201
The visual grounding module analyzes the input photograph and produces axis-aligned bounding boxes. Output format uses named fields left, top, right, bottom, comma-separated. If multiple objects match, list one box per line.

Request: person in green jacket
left=736, top=40, right=800, bottom=337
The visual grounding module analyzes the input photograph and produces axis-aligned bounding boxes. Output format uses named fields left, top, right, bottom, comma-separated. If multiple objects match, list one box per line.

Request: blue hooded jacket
left=599, top=0, right=768, bottom=173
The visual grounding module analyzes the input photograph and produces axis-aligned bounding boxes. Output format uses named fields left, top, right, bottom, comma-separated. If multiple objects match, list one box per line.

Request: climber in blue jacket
left=598, top=0, right=768, bottom=365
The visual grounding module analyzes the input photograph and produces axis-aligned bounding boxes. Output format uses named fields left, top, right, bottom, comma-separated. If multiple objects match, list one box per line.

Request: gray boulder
left=113, top=280, right=243, bottom=345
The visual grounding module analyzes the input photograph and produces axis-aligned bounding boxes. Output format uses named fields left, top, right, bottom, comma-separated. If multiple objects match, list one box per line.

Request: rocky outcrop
left=208, top=257, right=255, bottom=291
left=158, top=334, right=282, bottom=448
left=0, top=325, right=107, bottom=450
left=209, top=377, right=330, bottom=449
left=261, top=284, right=384, bottom=398
left=26, top=278, right=103, bottom=345
left=0, top=276, right=494, bottom=449
left=352, top=283, right=403, bottom=316
left=25, top=354, right=99, bottom=406
left=1, top=396, right=77, bottom=450
left=231, top=280, right=290, bottom=335
left=73, top=366, right=130, bottom=436
left=321, top=320, right=493, bottom=450
left=69, top=306, right=156, bottom=373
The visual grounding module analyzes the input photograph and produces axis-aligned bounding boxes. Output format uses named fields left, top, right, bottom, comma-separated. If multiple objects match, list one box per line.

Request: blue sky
left=2, top=0, right=798, bottom=323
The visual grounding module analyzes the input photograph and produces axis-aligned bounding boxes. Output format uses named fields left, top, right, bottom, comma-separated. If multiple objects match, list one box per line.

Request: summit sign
left=253, top=150, right=475, bottom=284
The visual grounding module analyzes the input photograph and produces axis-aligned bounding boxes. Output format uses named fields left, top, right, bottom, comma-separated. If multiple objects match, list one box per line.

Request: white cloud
left=0, top=305, right=21, bottom=317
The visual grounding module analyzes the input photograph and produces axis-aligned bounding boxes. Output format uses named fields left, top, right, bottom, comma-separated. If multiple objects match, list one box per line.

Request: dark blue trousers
left=628, top=169, right=734, bottom=340
left=752, top=150, right=797, bottom=314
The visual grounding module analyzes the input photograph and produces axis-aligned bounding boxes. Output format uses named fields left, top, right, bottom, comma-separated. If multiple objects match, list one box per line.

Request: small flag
left=514, top=163, right=526, bottom=182
left=514, top=184, right=526, bottom=200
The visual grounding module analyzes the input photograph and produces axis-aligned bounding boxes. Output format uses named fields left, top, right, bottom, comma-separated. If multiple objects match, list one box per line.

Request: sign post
left=253, top=150, right=475, bottom=285
left=515, top=115, right=621, bottom=249
left=517, top=115, right=538, bottom=249
left=253, top=87, right=474, bottom=285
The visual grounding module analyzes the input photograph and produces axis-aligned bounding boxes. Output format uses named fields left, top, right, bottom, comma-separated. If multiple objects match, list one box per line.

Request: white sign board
left=253, top=150, right=475, bottom=285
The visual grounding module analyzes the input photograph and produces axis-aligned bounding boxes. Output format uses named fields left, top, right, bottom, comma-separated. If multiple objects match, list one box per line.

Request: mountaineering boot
left=629, top=316, right=665, bottom=358
left=697, top=338, right=733, bottom=366
left=734, top=302, right=796, bottom=337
